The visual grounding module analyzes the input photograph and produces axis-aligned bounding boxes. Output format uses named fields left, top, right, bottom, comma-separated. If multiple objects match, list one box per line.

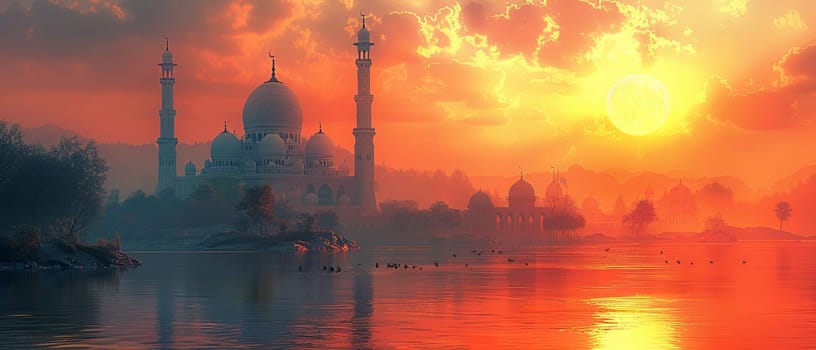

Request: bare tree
left=774, top=201, right=792, bottom=231
left=48, top=138, right=108, bottom=243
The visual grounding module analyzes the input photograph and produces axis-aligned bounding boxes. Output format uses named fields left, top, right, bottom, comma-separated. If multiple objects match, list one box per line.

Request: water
left=2, top=241, right=816, bottom=349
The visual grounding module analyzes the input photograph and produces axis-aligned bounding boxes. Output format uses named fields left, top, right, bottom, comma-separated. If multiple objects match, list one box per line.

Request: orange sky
left=2, top=0, right=816, bottom=188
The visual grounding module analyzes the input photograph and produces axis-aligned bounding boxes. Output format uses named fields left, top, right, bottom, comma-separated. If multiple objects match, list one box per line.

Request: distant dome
left=509, top=176, right=536, bottom=209
left=664, top=182, right=695, bottom=202
left=242, top=80, right=303, bottom=134
left=545, top=178, right=564, bottom=200
left=184, top=161, right=196, bottom=176
left=204, top=159, right=212, bottom=168
left=259, top=133, right=286, bottom=157
left=211, top=130, right=242, bottom=160
left=468, top=191, right=494, bottom=210
left=306, top=130, right=335, bottom=159
left=509, top=177, right=535, bottom=201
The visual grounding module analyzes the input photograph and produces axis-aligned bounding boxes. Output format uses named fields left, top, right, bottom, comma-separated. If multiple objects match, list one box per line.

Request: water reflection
left=2, top=242, right=816, bottom=348
left=588, top=296, right=679, bottom=350
left=0, top=269, right=122, bottom=347
left=352, top=269, right=374, bottom=349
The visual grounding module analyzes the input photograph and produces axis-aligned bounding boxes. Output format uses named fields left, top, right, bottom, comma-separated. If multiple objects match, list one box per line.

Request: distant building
left=656, top=181, right=699, bottom=231
left=465, top=171, right=578, bottom=240
left=155, top=15, right=378, bottom=216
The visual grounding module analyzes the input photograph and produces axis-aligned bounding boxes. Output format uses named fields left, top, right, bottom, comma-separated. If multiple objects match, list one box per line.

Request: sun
left=605, top=74, right=671, bottom=136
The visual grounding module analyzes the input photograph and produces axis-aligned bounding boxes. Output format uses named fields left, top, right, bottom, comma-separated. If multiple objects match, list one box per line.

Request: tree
left=427, top=201, right=462, bottom=232
left=703, top=213, right=727, bottom=234
left=236, top=185, right=275, bottom=235
left=0, top=129, right=108, bottom=242
left=697, top=181, right=735, bottom=217
left=774, top=201, right=792, bottom=231
left=48, top=138, right=108, bottom=243
left=542, top=197, right=586, bottom=238
left=622, top=200, right=657, bottom=236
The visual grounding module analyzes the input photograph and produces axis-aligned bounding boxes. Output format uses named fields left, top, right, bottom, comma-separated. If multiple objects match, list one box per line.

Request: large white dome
left=259, top=133, right=286, bottom=157
left=242, top=80, right=303, bottom=134
left=211, top=131, right=242, bottom=159
left=305, top=130, right=335, bottom=159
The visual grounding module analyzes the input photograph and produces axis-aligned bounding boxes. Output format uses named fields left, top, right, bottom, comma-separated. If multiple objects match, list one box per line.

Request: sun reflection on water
left=588, top=295, right=680, bottom=350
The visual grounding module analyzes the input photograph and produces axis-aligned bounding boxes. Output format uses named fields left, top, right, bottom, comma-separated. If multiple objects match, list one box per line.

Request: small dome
left=259, top=133, right=286, bottom=157
left=184, top=161, right=196, bottom=176
left=306, top=130, right=335, bottom=159
left=204, top=159, right=212, bottom=168
left=468, top=191, right=494, bottom=210
left=338, top=193, right=352, bottom=206
left=211, top=130, right=242, bottom=160
left=242, top=80, right=303, bottom=134
left=664, top=181, right=695, bottom=202
left=303, top=192, right=317, bottom=205
left=509, top=177, right=535, bottom=201
left=509, top=176, right=536, bottom=209
left=545, top=178, right=564, bottom=200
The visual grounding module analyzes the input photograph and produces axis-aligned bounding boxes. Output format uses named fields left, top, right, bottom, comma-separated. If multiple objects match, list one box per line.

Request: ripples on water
left=1, top=241, right=816, bottom=349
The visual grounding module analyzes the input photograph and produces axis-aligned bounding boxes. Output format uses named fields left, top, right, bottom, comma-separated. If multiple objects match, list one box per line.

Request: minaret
left=353, top=13, right=377, bottom=211
left=156, top=38, right=178, bottom=194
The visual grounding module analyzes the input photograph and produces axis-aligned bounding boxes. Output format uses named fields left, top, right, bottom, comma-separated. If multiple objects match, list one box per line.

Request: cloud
left=715, top=0, right=749, bottom=18
left=459, top=0, right=626, bottom=71
left=774, top=10, right=807, bottom=30
left=697, top=76, right=799, bottom=130
left=774, top=42, right=816, bottom=91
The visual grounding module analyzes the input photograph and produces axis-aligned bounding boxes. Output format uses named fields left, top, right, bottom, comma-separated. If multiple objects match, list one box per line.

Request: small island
left=208, top=185, right=359, bottom=252
left=0, top=230, right=141, bottom=270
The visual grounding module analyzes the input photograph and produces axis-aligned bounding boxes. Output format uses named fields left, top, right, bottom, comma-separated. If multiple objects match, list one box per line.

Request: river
left=2, top=240, right=816, bottom=349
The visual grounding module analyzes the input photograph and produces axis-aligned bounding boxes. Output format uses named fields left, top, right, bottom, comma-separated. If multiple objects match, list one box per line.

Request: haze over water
left=2, top=240, right=816, bottom=349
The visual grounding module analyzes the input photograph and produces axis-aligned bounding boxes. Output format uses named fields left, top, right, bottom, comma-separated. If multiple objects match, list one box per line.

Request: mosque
left=155, top=15, right=378, bottom=215
left=465, top=171, right=581, bottom=239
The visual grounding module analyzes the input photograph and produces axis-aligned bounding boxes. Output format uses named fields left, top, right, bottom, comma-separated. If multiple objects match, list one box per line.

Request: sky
left=1, top=0, right=815, bottom=188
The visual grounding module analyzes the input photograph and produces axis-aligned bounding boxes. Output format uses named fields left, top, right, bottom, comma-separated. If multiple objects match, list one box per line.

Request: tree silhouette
left=622, top=200, right=657, bottom=236
left=703, top=212, right=727, bottom=234
left=236, top=185, right=275, bottom=235
left=774, top=201, right=792, bottom=231
left=0, top=121, right=108, bottom=242
left=428, top=201, right=461, bottom=232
